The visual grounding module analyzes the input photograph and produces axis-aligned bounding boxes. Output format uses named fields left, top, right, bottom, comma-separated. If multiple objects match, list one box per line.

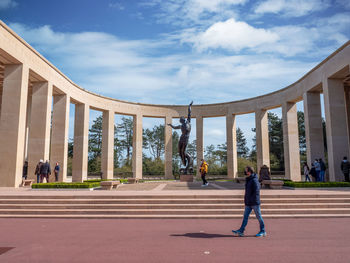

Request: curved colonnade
left=0, top=20, right=350, bottom=187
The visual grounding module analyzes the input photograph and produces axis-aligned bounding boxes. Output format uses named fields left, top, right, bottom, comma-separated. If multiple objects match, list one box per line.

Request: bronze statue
left=168, top=101, right=193, bottom=174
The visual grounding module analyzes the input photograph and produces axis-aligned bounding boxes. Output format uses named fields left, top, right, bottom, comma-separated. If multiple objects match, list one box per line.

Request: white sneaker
left=205, top=182, right=209, bottom=186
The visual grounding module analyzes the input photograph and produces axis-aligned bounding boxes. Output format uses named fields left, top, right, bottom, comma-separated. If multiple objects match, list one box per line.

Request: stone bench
left=261, top=180, right=284, bottom=189
left=127, top=178, right=139, bottom=184
left=21, top=179, right=34, bottom=187
left=100, top=181, right=120, bottom=190
left=235, top=177, right=246, bottom=183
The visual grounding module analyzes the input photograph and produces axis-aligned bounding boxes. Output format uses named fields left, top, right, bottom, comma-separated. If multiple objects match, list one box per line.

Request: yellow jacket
left=200, top=161, right=208, bottom=174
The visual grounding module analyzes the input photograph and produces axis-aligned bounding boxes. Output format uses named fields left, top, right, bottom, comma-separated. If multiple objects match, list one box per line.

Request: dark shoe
left=255, top=231, right=267, bottom=237
left=232, top=230, right=244, bottom=237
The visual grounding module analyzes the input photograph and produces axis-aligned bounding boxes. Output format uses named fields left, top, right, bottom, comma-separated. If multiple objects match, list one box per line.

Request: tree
left=143, top=124, right=165, bottom=160
left=89, top=116, right=103, bottom=159
left=116, top=117, right=133, bottom=166
left=268, top=112, right=284, bottom=170
left=236, top=127, right=249, bottom=158
left=213, top=143, right=227, bottom=167
left=297, top=111, right=306, bottom=156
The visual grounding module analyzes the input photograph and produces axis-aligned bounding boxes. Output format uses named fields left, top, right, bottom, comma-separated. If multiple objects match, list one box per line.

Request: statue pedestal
left=180, top=174, right=193, bottom=182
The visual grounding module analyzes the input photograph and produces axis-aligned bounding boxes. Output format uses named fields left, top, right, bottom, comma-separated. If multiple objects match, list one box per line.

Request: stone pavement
left=0, top=218, right=349, bottom=263
left=0, top=181, right=349, bottom=196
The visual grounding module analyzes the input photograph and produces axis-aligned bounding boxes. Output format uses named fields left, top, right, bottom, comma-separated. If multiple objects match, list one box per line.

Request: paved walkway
left=0, top=218, right=349, bottom=262
left=1, top=181, right=350, bottom=196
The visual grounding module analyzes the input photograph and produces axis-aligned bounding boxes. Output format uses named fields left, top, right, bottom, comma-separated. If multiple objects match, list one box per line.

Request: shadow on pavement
left=170, top=233, right=256, bottom=238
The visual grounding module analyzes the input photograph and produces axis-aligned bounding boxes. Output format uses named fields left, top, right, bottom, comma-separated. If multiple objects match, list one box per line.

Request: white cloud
left=7, top=22, right=321, bottom=107
left=141, top=0, right=247, bottom=27
left=0, top=0, right=17, bottom=10
left=185, top=18, right=279, bottom=52
left=254, top=0, right=330, bottom=17
left=108, top=2, right=125, bottom=10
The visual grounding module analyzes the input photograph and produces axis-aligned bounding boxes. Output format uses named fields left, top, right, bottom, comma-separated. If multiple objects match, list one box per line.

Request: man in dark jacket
left=341, top=156, right=350, bottom=182
left=40, top=160, right=51, bottom=183
left=232, top=166, right=266, bottom=237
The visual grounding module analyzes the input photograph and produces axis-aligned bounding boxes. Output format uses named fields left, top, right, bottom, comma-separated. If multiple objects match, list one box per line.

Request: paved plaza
left=0, top=217, right=349, bottom=263
left=0, top=183, right=350, bottom=262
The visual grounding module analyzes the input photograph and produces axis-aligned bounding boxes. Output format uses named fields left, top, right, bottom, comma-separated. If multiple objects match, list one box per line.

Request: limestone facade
left=0, top=21, right=350, bottom=187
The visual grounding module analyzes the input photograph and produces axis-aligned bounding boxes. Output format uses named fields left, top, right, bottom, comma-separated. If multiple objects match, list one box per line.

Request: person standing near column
left=319, top=158, right=326, bottom=182
left=314, top=159, right=321, bottom=182
left=35, top=160, right=43, bottom=183
left=200, top=159, right=209, bottom=186
left=232, top=166, right=266, bottom=237
left=22, top=161, right=28, bottom=181
left=54, top=162, right=60, bottom=182
left=40, top=160, right=51, bottom=183
left=341, top=157, right=350, bottom=182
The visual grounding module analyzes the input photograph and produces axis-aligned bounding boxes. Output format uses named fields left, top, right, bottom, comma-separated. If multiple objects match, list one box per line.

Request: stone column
left=72, top=103, right=89, bottom=182
left=345, top=87, right=350, bottom=148
left=282, top=102, right=301, bottom=181
left=23, top=92, right=32, bottom=161
left=226, top=113, right=237, bottom=179
left=303, top=91, right=324, bottom=167
left=323, top=78, right=349, bottom=181
left=132, top=114, right=143, bottom=179
left=101, top=110, right=115, bottom=180
left=255, top=109, right=270, bottom=170
left=50, top=94, right=70, bottom=182
left=0, top=64, right=29, bottom=187
left=196, top=116, right=204, bottom=179
left=27, top=81, right=53, bottom=182
left=164, top=116, right=173, bottom=179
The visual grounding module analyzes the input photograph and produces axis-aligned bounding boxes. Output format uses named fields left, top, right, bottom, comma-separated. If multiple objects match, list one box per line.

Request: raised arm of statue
left=187, top=101, right=193, bottom=123
left=167, top=123, right=181, bottom=129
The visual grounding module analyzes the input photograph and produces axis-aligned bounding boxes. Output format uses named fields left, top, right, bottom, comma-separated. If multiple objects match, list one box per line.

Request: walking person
left=258, top=164, right=271, bottom=186
left=35, top=159, right=43, bottom=183
left=341, top=156, right=350, bottom=182
left=232, top=166, right=266, bottom=237
left=200, top=159, right=209, bottom=186
left=319, top=158, right=326, bottom=182
left=303, top=162, right=311, bottom=182
left=40, top=160, right=51, bottom=183
left=54, top=162, right=60, bottom=182
left=314, top=159, right=321, bottom=182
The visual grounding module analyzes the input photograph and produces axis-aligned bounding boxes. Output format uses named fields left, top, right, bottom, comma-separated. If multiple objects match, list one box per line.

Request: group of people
left=302, top=158, right=327, bottom=182
left=22, top=160, right=60, bottom=183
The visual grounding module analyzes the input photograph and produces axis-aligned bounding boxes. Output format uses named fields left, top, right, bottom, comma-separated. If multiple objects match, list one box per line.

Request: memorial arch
left=0, top=21, right=350, bottom=187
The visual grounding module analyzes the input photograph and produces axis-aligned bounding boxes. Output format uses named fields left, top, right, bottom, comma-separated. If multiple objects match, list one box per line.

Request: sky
left=1, top=0, right=349, bottom=152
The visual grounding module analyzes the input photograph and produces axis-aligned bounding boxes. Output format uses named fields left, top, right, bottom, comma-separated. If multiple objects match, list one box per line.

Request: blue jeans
left=239, top=205, right=265, bottom=233
left=36, top=174, right=40, bottom=183
left=316, top=171, right=320, bottom=182
left=319, top=171, right=325, bottom=182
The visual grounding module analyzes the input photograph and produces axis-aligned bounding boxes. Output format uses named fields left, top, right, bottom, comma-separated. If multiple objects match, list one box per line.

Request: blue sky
left=1, top=0, right=350, bottom=151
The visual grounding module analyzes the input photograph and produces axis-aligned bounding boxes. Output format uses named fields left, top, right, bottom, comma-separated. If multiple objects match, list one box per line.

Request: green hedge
left=32, top=182, right=101, bottom=189
left=284, top=181, right=350, bottom=188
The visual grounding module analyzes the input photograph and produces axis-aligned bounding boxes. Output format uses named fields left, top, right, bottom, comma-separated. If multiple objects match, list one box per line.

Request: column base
left=180, top=174, right=193, bottom=182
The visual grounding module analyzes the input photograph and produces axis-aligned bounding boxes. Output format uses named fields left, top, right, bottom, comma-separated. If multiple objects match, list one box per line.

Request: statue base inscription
left=180, top=174, right=193, bottom=182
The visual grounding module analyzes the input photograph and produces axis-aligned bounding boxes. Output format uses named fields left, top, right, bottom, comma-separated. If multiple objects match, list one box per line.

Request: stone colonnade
left=0, top=21, right=350, bottom=186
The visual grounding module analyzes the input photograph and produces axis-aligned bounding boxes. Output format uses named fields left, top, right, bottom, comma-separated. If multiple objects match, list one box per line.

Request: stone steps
left=0, top=214, right=350, bottom=219
left=0, top=193, right=349, bottom=218
left=0, top=197, right=349, bottom=204
left=0, top=203, right=350, bottom=209
left=0, top=208, right=350, bottom=215
left=1, top=194, right=350, bottom=199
